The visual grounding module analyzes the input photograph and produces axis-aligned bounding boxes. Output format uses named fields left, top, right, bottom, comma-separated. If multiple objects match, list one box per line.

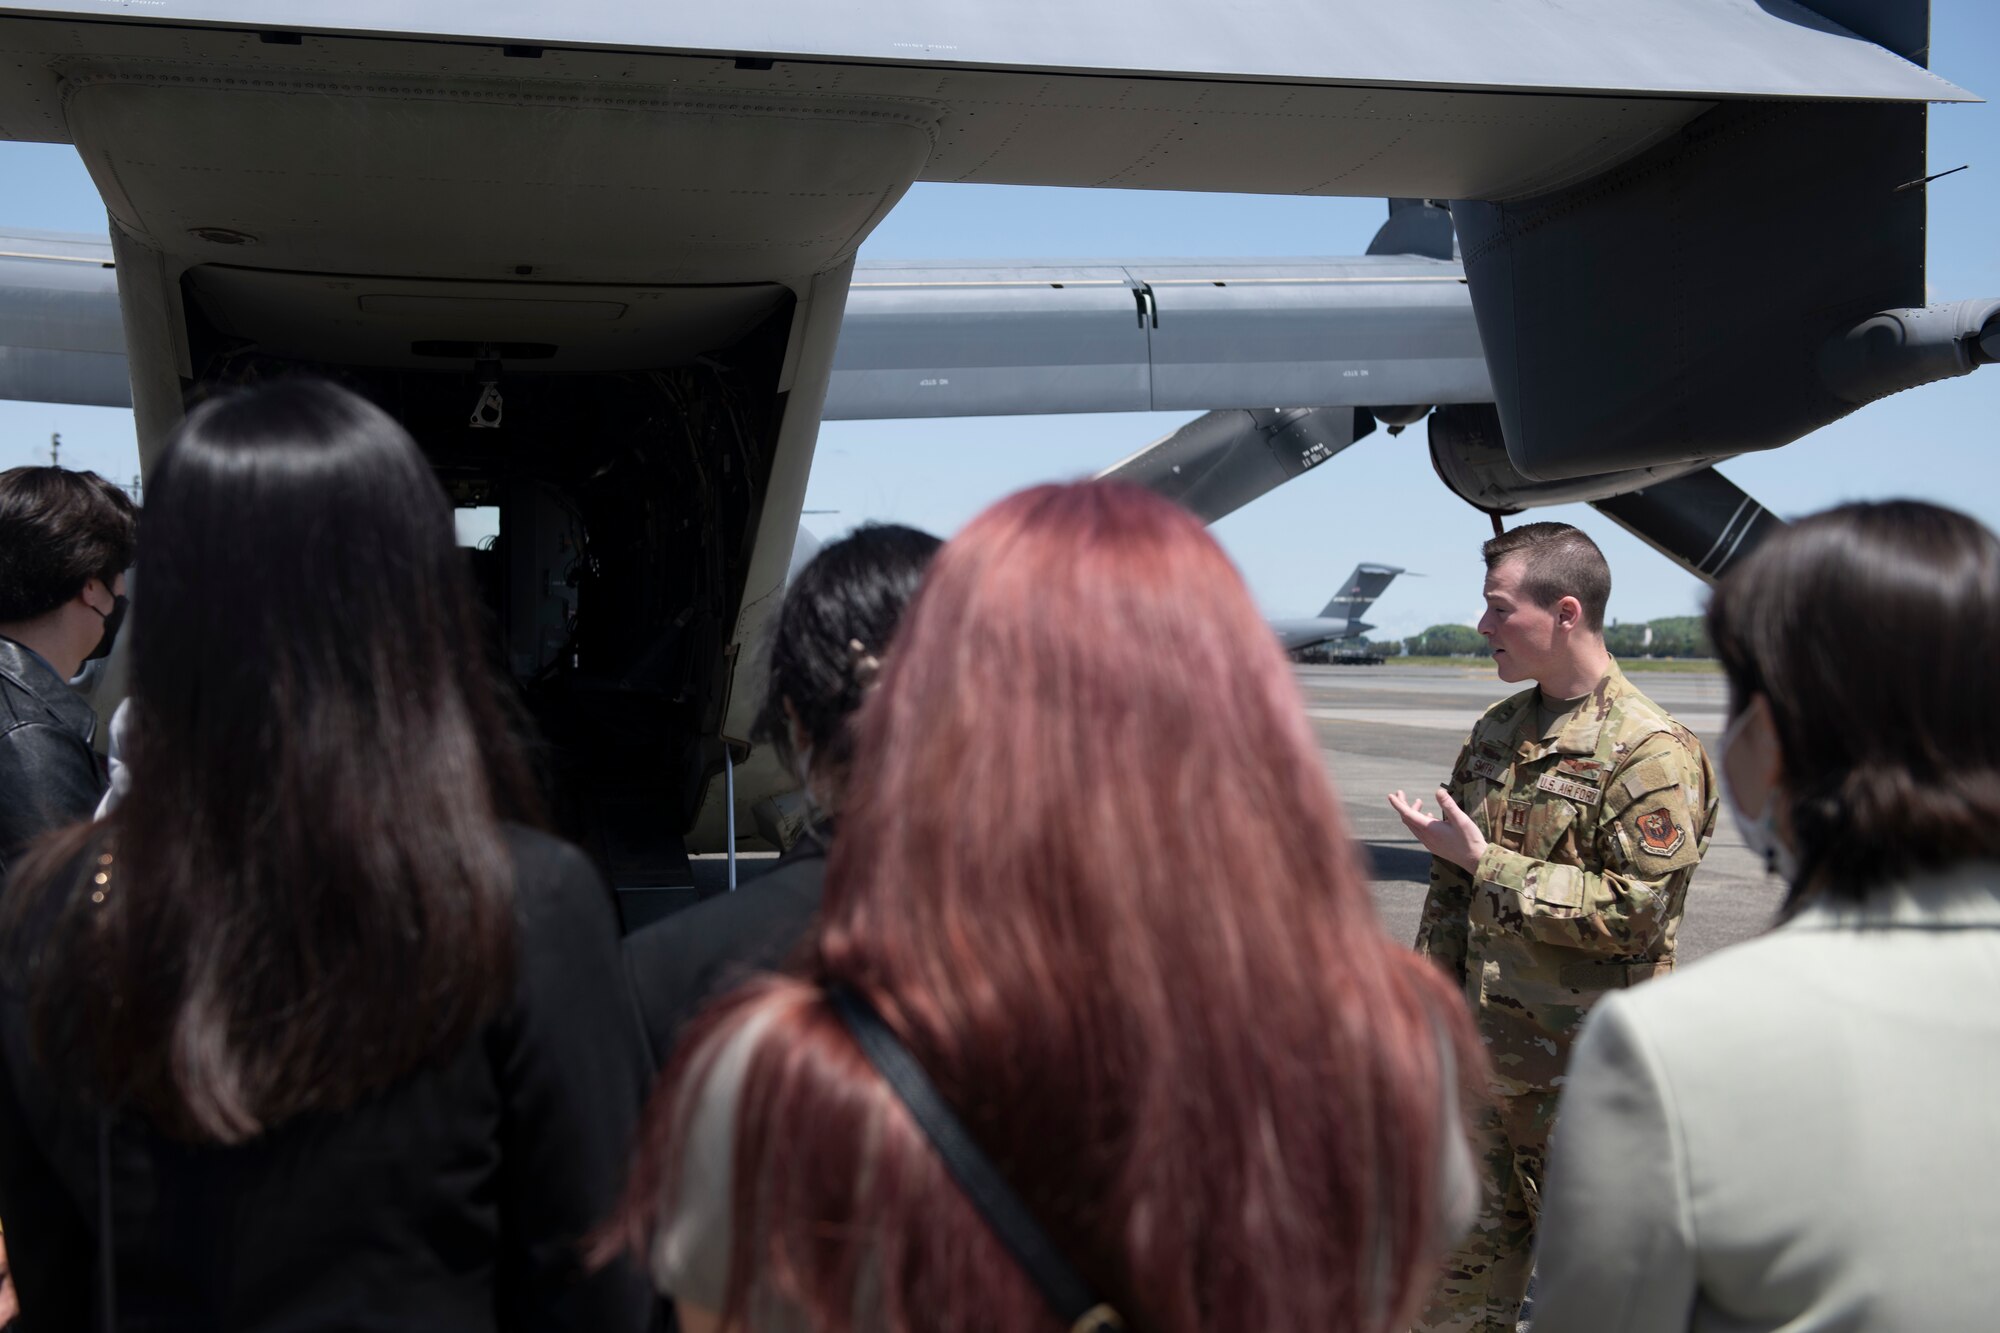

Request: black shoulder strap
left=828, top=986, right=1125, bottom=1333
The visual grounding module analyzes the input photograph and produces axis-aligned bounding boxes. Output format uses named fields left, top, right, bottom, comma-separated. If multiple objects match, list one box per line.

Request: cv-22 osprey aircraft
left=0, top=0, right=1994, bottom=916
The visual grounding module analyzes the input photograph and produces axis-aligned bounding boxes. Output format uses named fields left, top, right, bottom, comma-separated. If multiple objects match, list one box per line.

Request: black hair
left=1482, top=521, right=1612, bottom=632
left=5, top=378, right=541, bottom=1142
left=1706, top=500, right=2000, bottom=907
left=0, top=466, right=138, bottom=622
left=753, top=523, right=941, bottom=788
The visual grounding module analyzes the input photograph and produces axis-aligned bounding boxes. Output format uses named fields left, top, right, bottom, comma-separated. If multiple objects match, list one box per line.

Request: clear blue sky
left=2, top=1, right=1997, bottom=639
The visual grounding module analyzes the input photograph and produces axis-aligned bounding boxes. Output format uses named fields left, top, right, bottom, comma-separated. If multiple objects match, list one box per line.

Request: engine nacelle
left=1818, top=298, right=2000, bottom=405
left=1427, top=403, right=1721, bottom=513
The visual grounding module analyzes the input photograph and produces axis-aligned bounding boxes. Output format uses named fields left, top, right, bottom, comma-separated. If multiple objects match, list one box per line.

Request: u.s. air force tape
left=1535, top=772, right=1603, bottom=806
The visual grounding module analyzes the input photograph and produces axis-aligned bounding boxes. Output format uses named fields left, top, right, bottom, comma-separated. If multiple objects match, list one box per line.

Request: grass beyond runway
left=1382, top=656, right=1721, bottom=673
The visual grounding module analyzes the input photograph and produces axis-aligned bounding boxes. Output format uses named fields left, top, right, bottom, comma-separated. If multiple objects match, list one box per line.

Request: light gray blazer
left=1530, top=862, right=2000, bottom=1333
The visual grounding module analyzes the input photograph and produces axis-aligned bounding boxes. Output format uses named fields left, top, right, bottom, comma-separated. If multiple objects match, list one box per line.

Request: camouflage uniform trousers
left=1414, top=1087, right=1557, bottom=1333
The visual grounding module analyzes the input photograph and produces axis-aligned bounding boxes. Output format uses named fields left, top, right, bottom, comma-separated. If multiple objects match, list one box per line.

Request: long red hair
left=613, top=481, right=1479, bottom=1331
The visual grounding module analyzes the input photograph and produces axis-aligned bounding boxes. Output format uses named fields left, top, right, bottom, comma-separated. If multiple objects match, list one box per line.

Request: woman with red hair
left=610, top=481, right=1480, bottom=1333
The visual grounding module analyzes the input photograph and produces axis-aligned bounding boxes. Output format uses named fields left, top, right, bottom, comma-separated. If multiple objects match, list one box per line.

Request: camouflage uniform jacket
left=1415, top=659, right=1718, bottom=1096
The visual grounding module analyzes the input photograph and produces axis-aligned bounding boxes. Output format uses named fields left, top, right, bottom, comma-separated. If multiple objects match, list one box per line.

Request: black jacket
left=0, top=638, right=106, bottom=879
left=0, top=825, right=656, bottom=1332
left=624, top=828, right=829, bottom=1069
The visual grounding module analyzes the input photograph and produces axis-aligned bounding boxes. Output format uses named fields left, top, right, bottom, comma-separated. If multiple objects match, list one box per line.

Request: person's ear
left=77, top=577, right=112, bottom=616
left=1556, top=595, right=1584, bottom=632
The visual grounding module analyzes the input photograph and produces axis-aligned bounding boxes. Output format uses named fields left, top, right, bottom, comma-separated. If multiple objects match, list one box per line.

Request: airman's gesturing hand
left=1387, top=787, right=1488, bottom=874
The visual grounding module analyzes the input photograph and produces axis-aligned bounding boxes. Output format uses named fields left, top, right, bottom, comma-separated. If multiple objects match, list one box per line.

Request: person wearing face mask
left=1527, top=500, right=2000, bottom=1333
left=1388, top=520, right=1718, bottom=1333
left=0, top=466, right=135, bottom=1328
left=0, top=466, right=137, bottom=878
left=623, top=523, right=940, bottom=1067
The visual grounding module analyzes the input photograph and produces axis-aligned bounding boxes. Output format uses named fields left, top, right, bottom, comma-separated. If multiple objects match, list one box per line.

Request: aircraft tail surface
left=1318, top=563, right=1404, bottom=630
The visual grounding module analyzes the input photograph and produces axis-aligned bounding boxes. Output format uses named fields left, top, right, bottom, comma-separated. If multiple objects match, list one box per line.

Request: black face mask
left=85, top=592, right=128, bottom=663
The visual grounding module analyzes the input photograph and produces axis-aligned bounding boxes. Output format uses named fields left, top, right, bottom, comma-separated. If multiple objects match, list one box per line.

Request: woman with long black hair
left=0, top=379, right=653, bottom=1330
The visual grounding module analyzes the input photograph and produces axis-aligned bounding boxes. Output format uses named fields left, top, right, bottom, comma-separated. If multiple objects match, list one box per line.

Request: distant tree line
left=1401, top=624, right=1488, bottom=657
left=1389, top=615, right=1715, bottom=660
left=1605, top=615, right=1712, bottom=659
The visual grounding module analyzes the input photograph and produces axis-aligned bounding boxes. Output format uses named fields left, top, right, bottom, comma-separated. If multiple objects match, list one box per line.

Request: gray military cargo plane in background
left=0, top=0, right=1995, bottom=908
left=1270, top=564, right=1406, bottom=658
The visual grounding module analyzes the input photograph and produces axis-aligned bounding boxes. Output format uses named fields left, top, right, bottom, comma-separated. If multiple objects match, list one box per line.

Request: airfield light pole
left=49, top=432, right=59, bottom=467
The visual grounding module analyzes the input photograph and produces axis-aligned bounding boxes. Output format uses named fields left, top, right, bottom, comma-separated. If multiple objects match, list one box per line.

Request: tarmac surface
left=1305, top=662, right=1786, bottom=964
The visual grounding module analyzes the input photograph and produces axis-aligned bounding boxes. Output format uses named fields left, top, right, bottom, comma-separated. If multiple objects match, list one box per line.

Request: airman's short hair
left=1481, top=521, right=1611, bottom=632
left=0, top=467, right=138, bottom=623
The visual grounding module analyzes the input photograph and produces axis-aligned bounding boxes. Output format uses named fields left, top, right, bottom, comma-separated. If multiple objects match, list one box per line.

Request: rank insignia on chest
left=1535, top=771, right=1603, bottom=805
left=1504, top=802, right=1532, bottom=835
left=1635, top=808, right=1686, bottom=856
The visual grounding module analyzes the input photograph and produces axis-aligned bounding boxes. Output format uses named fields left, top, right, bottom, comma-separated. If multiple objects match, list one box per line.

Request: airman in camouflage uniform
left=1392, top=524, right=1717, bottom=1333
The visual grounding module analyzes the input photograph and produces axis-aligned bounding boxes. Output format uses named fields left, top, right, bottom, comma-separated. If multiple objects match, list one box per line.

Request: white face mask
left=1719, top=704, right=1798, bottom=884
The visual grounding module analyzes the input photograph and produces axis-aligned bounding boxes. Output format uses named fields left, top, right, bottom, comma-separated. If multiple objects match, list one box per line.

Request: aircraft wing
left=0, top=240, right=1494, bottom=419
left=0, top=1, right=1964, bottom=102
left=0, top=228, right=126, bottom=408
left=0, top=2, right=1968, bottom=213
left=830, top=257, right=1487, bottom=419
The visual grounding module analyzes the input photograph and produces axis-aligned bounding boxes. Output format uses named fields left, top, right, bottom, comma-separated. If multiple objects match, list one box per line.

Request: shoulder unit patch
left=1634, top=808, right=1686, bottom=856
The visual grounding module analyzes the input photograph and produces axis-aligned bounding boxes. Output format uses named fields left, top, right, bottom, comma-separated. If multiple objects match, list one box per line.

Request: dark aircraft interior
left=176, top=274, right=800, bottom=906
